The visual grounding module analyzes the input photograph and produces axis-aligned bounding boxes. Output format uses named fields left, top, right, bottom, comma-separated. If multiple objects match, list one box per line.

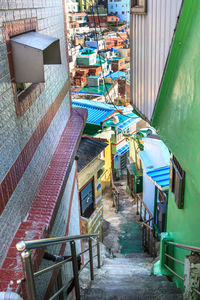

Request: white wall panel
left=130, top=0, right=183, bottom=122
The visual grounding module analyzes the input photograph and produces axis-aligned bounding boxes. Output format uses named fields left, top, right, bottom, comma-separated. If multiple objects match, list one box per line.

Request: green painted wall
left=152, top=0, right=200, bottom=289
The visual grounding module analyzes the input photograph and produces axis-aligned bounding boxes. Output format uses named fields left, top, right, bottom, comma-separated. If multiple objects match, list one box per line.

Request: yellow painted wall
left=95, top=130, right=114, bottom=190
left=78, top=157, right=104, bottom=240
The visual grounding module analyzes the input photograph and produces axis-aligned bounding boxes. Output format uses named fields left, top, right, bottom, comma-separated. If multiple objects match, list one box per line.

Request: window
left=116, top=4, right=117, bottom=7
left=131, top=0, right=147, bottom=14
left=80, top=179, right=94, bottom=218
left=111, top=5, right=113, bottom=8
left=97, top=168, right=104, bottom=179
left=169, top=154, right=185, bottom=209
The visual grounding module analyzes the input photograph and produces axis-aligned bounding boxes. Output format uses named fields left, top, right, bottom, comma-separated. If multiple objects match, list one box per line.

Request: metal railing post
left=136, top=195, right=139, bottom=215
left=21, top=251, right=37, bottom=300
left=70, top=241, right=80, bottom=300
left=57, top=270, right=64, bottom=300
left=97, top=239, right=101, bottom=269
left=140, top=200, right=143, bottom=221
left=144, top=208, right=146, bottom=222
left=142, top=224, right=144, bottom=248
left=88, top=238, right=94, bottom=280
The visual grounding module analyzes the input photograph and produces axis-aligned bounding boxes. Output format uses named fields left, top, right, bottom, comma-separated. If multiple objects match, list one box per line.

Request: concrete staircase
left=81, top=253, right=183, bottom=300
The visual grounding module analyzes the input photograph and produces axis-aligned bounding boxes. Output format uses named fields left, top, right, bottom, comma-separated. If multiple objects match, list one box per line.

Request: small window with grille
left=131, top=0, right=147, bottom=14
left=169, top=154, right=185, bottom=209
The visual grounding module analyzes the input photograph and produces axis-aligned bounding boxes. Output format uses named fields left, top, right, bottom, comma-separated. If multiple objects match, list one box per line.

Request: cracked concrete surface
left=103, top=179, right=143, bottom=255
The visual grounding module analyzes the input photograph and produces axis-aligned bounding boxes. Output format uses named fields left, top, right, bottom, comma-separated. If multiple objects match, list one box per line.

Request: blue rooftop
left=80, top=47, right=96, bottom=53
left=72, top=99, right=115, bottom=125
left=117, top=116, right=138, bottom=131
left=146, top=166, right=170, bottom=191
left=118, top=143, right=129, bottom=156
left=106, top=71, right=126, bottom=80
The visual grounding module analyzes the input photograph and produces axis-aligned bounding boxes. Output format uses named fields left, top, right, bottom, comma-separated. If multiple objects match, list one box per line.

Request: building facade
left=107, top=0, right=130, bottom=22
left=0, top=0, right=87, bottom=296
left=130, top=0, right=200, bottom=295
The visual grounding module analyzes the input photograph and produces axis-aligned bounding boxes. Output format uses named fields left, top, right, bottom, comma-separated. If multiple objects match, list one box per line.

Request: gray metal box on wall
left=11, top=32, right=61, bottom=83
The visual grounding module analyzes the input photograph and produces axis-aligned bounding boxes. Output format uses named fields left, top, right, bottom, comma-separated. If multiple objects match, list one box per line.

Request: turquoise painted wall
left=152, top=0, right=200, bottom=289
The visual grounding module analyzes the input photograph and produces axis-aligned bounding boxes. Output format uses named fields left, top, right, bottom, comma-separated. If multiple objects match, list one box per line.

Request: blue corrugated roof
left=72, top=99, right=115, bottom=125
left=117, top=143, right=129, bottom=156
left=146, top=166, right=170, bottom=191
left=117, top=116, right=138, bottom=131
left=106, top=71, right=126, bottom=80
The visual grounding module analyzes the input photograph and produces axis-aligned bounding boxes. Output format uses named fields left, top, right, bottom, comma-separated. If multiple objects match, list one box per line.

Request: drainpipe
left=153, top=186, right=160, bottom=239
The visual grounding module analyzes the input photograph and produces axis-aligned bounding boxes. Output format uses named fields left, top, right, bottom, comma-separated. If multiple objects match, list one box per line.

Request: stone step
left=83, top=292, right=183, bottom=300
left=113, top=252, right=152, bottom=259
left=103, top=257, right=153, bottom=264
left=90, top=275, right=171, bottom=285
left=83, top=287, right=183, bottom=300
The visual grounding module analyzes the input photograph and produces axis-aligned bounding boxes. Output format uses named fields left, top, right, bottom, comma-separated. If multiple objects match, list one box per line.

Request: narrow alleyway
left=81, top=179, right=183, bottom=299
left=103, top=178, right=143, bottom=256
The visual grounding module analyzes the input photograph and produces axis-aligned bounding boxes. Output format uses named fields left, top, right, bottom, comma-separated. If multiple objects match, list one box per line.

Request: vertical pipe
left=88, top=238, right=94, bottom=280
left=70, top=241, right=80, bottom=300
left=21, top=251, right=37, bottom=300
left=97, top=239, right=101, bottom=269
left=153, top=186, right=158, bottom=226
left=57, top=270, right=64, bottom=300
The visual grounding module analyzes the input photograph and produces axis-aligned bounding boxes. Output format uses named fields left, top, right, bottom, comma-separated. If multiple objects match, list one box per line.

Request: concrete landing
left=103, top=180, right=143, bottom=255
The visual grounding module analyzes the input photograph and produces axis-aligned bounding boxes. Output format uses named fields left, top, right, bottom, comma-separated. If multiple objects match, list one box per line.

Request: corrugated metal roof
left=72, top=99, right=115, bottom=125
left=118, top=116, right=138, bottom=131
left=77, top=138, right=107, bottom=172
left=79, top=83, right=113, bottom=96
left=146, top=166, right=170, bottom=191
left=117, top=143, right=129, bottom=156
left=103, top=112, right=138, bottom=130
left=106, top=71, right=126, bottom=80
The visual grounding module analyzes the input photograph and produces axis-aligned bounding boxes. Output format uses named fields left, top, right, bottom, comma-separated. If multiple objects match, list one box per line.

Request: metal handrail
left=164, top=241, right=200, bottom=284
left=142, top=222, right=153, bottom=231
left=166, top=241, right=200, bottom=253
left=164, top=264, right=184, bottom=281
left=164, top=253, right=184, bottom=266
left=193, top=288, right=200, bottom=296
left=16, top=234, right=100, bottom=300
left=16, top=233, right=98, bottom=251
